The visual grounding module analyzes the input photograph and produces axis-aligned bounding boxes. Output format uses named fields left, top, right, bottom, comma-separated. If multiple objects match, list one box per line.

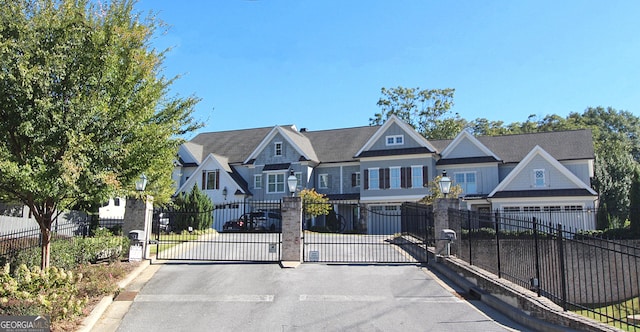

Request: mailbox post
left=434, top=198, right=459, bottom=259
left=439, top=229, right=456, bottom=257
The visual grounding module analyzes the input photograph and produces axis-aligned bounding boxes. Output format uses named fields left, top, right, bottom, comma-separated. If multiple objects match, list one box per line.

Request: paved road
left=115, top=263, right=530, bottom=332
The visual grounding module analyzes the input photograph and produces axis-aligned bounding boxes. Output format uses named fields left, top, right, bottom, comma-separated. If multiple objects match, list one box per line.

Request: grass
left=149, top=232, right=201, bottom=256
left=573, top=297, right=640, bottom=331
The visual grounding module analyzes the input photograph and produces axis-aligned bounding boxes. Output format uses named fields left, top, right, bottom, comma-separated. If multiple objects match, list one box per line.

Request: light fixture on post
left=438, top=170, right=451, bottom=198
left=222, top=187, right=228, bottom=200
left=287, top=169, right=297, bottom=197
left=135, top=173, right=148, bottom=192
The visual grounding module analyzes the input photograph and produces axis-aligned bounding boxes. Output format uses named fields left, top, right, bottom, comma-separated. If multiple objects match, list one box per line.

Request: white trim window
left=385, top=135, right=404, bottom=146
left=534, top=169, right=546, bottom=187
left=295, top=172, right=302, bottom=187
left=411, top=166, right=423, bottom=188
left=454, top=172, right=477, bottom=194
left=390, top=167, right=401, bottom=189
left=503, top=206, right=521, bottom=213
left=543, top=206, right=561, bottom=212
left=267, top=173, right=285, bottom=193
left=254, top=174, right=262, bottom=189
left=352, top=172, right=361, bottom=187
left=205, top=170, right=220, bottom=190
left=319, top=174, right=329, bottom=189
left=274, top=142, right=283, bottom=156
left=368, top=168, right=380, bottom=190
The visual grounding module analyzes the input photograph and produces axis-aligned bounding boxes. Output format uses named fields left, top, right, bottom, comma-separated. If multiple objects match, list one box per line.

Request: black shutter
left=382, top=168, right=390, bottom=189
left=215, top=170, right=220, bottom=190
left=422, top=166, right=429, bottom=187
left=364, top=170, right=369, bottom=190
left=401, top=167, right=409, bottom=188
left=202, top=171, right=206, bottom=190
left=352, top=173, right=357, bottom=187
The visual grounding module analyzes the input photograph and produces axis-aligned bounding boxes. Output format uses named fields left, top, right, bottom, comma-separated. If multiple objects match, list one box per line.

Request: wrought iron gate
left=152, top=201, right=282, bottom=262
left=302, top=202, right=433, bottom=263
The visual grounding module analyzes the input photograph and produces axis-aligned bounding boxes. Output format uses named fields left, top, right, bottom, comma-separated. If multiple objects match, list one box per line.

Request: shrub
left=172, top=186, right=214, bottom=232
left=0, top=264, right=86, bottom=320
left=9, top=231, right=127, bottom=272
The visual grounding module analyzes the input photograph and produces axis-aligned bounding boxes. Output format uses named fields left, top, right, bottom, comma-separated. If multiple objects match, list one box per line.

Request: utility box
left=128, top=230, right=145, bottom=262
left=440, top=229, right=456, bottom=241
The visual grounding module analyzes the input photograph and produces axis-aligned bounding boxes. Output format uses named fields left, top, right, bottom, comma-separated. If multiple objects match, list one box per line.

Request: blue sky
left=134, top=0, right=640, bottom=136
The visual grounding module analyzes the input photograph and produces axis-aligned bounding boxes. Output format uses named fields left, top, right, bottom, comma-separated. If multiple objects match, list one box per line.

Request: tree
left=173, top=186, right=214, bottom=232
left=0, top=0, right=201, bottom=269
left=370, top=86, right=461, bottom=139
left=629, top=166, right=640, bottom=235
left=299, top=188, right=330, bottom=221
left=419, top=174, right=463, bottom=205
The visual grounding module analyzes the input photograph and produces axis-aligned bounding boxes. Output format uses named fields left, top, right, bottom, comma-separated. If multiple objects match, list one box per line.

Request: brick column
left=123, top=196, right=153, bottom=259
left=434, top=198, right=458, bottom=258
left=281, top=196, right=303, bottom=266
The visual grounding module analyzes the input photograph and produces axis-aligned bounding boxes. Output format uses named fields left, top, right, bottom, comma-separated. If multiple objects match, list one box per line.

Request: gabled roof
left=303, top=126, right=380, bottom=163
left=355, top=115, right=438, bottom=157
left=488, top=145, right=597, bottom=198
left=439, top=130, right=501, bottom=161
left=244, top=126, right=319, bottom=164
left=181, top=142, right=204, bottom=165
left=432, top=129, right=594, bottom=163
left=189, top=126, right=274, bottom=164
left=175, top=153, right=251, bottom=196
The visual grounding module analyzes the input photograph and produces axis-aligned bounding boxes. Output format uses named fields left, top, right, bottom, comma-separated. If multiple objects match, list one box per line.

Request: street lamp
left=287, top=169, right=297, bottom=197
left=439, top=170, right=451, bottom=198
left=135, top=173, right=148, bottom=191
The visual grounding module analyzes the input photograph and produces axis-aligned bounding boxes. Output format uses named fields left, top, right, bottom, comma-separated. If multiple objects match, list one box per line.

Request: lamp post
left=126, top=173, right=152, bottom=261
left=439, top=170, right=451, bottom=198
left=135, top=173, right=148, bottom=192
left=287, top=169, right=297, bottom=197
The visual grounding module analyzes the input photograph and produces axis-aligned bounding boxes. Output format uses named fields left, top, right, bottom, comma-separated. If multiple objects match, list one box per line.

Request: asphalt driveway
left=113, top=262, right=529, bottom=332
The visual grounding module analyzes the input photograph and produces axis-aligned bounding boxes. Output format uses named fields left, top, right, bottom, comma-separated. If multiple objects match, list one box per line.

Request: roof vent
left=300, top=128, right=307, bottom=132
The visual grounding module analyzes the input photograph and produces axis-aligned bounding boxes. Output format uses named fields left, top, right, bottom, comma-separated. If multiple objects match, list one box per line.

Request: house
left=174, top=115, right=597, bottom=231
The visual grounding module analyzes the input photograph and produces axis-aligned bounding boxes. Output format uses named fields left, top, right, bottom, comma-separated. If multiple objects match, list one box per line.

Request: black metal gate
left=302, top=202, right=433, bottom=263
left=152, top=201, right=282, bottom=262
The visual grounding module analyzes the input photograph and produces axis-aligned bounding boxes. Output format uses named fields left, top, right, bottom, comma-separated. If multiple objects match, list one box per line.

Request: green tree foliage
left=629, top=167, right=640, bottom=235
left=0, top=0, right=201, bottom=268
left=370, top=86, right=462, bottom=139
left=299, top=188, right=330, bottom=220
left=419, top=174, right=463, bottom=205
left=172, top=186, right=214, bottom=232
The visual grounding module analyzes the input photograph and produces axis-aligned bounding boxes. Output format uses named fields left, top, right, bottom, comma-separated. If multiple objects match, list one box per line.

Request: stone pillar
left=434, top=198, right=458, bottom=258
left=123, top=196, right=154, bottom=259
left=281, top=196, right=303, bottom=265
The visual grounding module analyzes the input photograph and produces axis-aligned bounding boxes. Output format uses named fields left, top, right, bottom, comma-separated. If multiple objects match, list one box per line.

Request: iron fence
left=0, top=217, right=124, bottom=263
left=452, top=209, right=640, bottom=331
left=154, top=202, right=282, bottom=261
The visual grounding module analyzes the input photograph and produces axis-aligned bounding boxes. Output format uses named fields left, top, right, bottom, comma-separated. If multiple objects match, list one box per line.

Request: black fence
left=401, top=202, right=434, bottom=245
left=0, top=217, right=124, bottom=263
left=452, top=209, right=640, bottom=331
left=154, top=202, right=282, bottom=261
left=301, top=201, right=432, bottom=263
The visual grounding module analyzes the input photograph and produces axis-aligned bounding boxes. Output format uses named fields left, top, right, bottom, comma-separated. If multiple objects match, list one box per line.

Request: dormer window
left=386, top=135, right=404, bottom=146
left=534, top=169, right=546, bottom=187
left=274, top=142, right=282, bottom=156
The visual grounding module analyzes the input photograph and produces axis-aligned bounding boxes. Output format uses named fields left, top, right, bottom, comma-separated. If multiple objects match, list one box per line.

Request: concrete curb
left=76, top=259, right=152, bottom=332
